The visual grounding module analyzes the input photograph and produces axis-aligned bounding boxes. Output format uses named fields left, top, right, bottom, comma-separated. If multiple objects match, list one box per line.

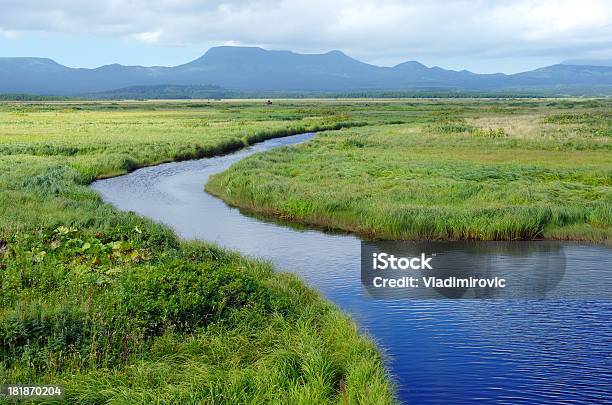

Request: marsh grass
left=0, top=101, right=399, bottom=404
left=207, top=100, right=611, bottom=242
left=1, top=98, right=610, bottom=403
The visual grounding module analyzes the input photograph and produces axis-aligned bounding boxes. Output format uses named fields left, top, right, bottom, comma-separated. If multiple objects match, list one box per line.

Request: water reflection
left=92, top=134, right=612, bottom=404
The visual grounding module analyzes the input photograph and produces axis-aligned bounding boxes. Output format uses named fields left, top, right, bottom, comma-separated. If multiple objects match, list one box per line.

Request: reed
left=0, top=100, right=399, bottom=404
left=207, top=100, right=611, bottom=242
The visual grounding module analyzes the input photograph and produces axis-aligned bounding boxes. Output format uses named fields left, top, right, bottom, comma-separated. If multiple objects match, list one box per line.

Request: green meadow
left=1, top=98, right=610, bottom=403
left=0, top=101, right=395, bottom=404
left=207, top=99, right=611, bottom=242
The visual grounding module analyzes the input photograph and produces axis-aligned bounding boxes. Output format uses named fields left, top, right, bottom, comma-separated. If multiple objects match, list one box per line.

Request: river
left=91, top=133, right=612, bottom=404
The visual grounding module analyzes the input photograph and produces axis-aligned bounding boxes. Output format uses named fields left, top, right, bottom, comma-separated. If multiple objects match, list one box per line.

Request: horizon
left=1, top=1, right=611, bottom=74
left=0, top=41, right=597, bottom=75
left=1, top=45, right=607, bottom=75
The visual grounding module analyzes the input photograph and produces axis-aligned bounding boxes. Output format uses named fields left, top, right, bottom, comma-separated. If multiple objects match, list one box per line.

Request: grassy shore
left=207, top=99, right=611, bottom=242
left=0, top=101, right=396, bottom=403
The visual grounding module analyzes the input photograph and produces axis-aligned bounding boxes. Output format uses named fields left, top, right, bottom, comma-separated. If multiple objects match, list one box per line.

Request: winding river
left=91, top=133, right=612, bottom=404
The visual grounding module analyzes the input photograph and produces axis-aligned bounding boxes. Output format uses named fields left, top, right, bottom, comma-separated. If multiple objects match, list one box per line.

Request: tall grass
left=207, top=102, right=611, bottom=242
left=0, top=101, right=399, bottom=403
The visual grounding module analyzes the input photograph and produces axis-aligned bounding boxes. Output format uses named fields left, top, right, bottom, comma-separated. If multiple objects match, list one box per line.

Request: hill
left=1, top=46, right=612, bottom=96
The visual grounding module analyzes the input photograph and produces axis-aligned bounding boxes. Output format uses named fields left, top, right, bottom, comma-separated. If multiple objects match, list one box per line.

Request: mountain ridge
left=1, top=46, right=611, bottom=95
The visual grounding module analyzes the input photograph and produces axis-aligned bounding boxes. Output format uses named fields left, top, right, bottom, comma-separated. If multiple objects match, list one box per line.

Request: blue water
left=92, top=133, right=612, bottom=404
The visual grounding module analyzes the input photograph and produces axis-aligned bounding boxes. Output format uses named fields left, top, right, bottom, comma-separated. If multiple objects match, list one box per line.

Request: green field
left=1, top=99, right=610, bottom=403
left=207, top=99, right=611, bottom=242
left=0, top=101, right=396, bottom=403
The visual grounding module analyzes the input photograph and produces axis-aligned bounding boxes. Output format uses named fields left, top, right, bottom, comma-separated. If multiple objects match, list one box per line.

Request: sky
left=0, top=0, right=611, bottom=74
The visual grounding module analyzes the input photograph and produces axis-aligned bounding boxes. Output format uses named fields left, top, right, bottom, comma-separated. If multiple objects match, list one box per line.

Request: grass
left=0, top=100, right=398, bottom=404
left=207, top=99, right=611, bottom=242
left=1, top=98, right=610, bottom=403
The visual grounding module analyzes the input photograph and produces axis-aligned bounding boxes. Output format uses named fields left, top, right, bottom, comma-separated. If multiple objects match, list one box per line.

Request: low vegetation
left=0, top=101, right=397, bottom=403
left=207, top=99, right=611, bottom=242
left=1, top=98, right=610, bottom=403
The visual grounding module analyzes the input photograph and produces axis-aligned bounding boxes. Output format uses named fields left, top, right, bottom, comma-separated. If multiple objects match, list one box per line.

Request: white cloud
left=0, top=0, right=610, bottom=68
left=0, top=28, right=18, bottom=39
left=133, top=30, right=163, bottom=44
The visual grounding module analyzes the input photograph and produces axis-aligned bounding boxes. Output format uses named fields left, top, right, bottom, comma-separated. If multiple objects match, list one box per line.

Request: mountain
left=1, top=46, right=612, bottom=96
left=172, top=47, right=381, bottom=90
left=562, top=59, right=612, bottom=67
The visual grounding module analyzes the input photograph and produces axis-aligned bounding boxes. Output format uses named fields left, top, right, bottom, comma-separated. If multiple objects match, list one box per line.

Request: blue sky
left=1, top=0, right=611, bottom=73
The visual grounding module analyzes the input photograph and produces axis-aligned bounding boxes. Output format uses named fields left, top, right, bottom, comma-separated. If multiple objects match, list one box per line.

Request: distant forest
left=2, top=85, right=612, bottom=101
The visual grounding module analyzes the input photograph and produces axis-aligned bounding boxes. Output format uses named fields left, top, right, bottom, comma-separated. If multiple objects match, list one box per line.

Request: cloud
left=0, top=0, right=610, bottom=66
left=0, top=28, right=18, bottom=39
left=133, top=30, right=163, bottom=44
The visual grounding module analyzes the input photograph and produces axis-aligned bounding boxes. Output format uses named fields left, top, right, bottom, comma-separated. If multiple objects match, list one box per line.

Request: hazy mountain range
left=562, top=59, right=612, bottom=67
left=1, top=46, right=612, bottom=97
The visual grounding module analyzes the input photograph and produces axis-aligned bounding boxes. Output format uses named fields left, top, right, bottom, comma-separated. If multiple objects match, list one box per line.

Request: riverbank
left=206, top=101, right=611, bottom=242
left=89, top=132, right=612, bottom=404
left=0, top=101, right=395, bottom=403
